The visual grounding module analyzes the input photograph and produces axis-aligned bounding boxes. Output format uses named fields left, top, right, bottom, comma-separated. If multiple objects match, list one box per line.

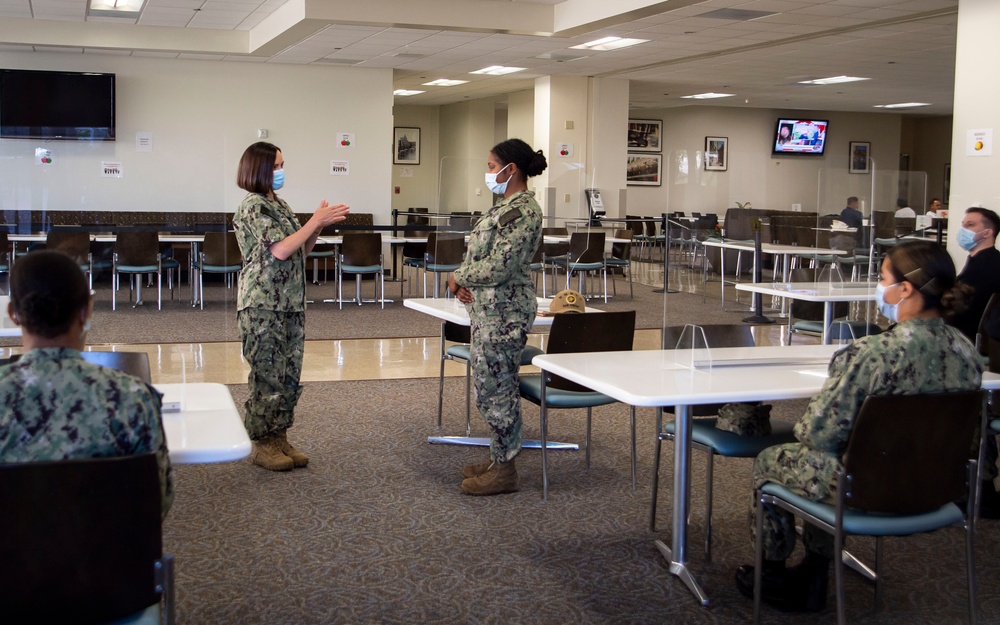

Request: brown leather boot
left=461, top=459, right=493, bottom=479
left=275, top=431, right=309, bottom=468
left=250, top=435, right=294, bottom=471
left=460, top=459, right=518, bottom=495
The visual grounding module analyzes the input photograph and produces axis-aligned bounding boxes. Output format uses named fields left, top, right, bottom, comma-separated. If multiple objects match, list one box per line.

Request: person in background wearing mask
left=447, top=138, right=545, bottom=496
left=736, top=240, right=980, bottom=613
left=0, top=251, right=173, bottom=519
left=233, top=142, right=349, bottom=471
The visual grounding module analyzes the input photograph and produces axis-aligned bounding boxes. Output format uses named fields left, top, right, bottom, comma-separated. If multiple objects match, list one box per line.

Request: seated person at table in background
left=894, top=197, right=915, bottom=218
left=736, top=240, right=981, bottom=613
left=927, top=197, right=944, bottom=217
left=839, top=196, right=863, bottom=228
left=0, top=251, right=173, bottom=518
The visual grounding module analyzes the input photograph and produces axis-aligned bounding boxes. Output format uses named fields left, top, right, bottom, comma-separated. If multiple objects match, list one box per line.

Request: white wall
left=0, top=52, right=393, bottom=221
left=624, top=106, right=903, bottom=218
left=438, top=99, right=495, bottom=213
left=506, top=89, right=534, bottom=147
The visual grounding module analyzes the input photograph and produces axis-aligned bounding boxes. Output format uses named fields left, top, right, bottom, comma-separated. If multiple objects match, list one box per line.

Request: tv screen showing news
left=772, top=118, right=828, bottom=155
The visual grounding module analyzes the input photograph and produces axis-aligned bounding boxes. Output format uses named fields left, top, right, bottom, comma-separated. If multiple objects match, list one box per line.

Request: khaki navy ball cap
left=549, top=289, right=585, bottom=314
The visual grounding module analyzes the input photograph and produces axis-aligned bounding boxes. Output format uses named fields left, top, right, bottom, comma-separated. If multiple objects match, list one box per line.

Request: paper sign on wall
left=967, top=128, right=993, bottom=156
left=557, top=143, right=573, bottom=157
left=330, top=160, right=349, bottom=176
left=35, top=148, right=52, bottom=165
left=337, top=132, right=355, bottom=148
left=136, top=132, right=153, bottom=153
left=101, top=161, right=123, bottom=178
left=400, top=167, right=414, bottom=178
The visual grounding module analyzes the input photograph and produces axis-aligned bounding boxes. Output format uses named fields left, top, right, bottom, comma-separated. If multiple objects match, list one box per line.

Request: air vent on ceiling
left=314, top=58, right=363, bottom=65
left=697, top=8, right=775, bottom=21
left=393, top=53, right=425, bottom=60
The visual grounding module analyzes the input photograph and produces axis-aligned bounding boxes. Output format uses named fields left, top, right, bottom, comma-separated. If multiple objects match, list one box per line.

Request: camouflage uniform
left=0, top=347, right=173, bottom=518
left=453, top=190, right=543, bottom=463
left=233, top=193, right=307, bottom=441
left=752, top=318, right=982, bottom=560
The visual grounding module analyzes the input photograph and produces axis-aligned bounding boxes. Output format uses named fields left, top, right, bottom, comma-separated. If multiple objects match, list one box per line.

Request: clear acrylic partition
left=0, top=134, right=236, bottom=381
left=674, top=324, right=712, bottom=370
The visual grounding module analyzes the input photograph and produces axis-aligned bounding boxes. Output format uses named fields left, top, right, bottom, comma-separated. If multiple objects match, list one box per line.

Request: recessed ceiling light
left=393, top=89, right=425, bottom=96
left=873, top=102, right=931, bottom=109
left=469, top=66, right=527, bottom=75
left=798, top=76, right=870, bottom=85
left=570, top=37, right=649, bottom=51
left=680, top=92, right=735, bottom=100
left=88, top=0, right=145, bottom=18
left=422, top=79, right=469, bottom=87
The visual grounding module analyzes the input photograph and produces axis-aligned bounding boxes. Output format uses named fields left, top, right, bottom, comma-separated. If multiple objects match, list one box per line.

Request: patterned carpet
left=163, top=379, right=1000, bottom=624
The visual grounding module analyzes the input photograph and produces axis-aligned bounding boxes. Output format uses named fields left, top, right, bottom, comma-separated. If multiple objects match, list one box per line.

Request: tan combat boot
left=460, top=458, right=518, bottom=495
left=461, top=459, right=493, bottom=479
left=250, top=435, right=294, bottom=471
left=275, top=431, right=309, bottom=468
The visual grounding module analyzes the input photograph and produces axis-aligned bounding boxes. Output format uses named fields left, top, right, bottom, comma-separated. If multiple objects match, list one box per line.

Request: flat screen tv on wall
left=772, top=118, right=827, bottom=155
left=0, top=69, right=116, bottom=141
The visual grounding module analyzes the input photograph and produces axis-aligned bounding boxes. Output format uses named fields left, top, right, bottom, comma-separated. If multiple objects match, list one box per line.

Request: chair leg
left=541, top=382, right=549, bottom=500
left=705, top=449, right=714, bottom=560
left=753, top=490, right=765, bottom=625
left=585, top=407, right=592, bottom=470
left=835, top=527, right=846, bottom=625
left=355, top=274, right=362, bottom=306
left=157, top=269, right=162, bottom=311
left=338, top=269, right=344, bottom=310
left=464, top=359, right=471, bottom=437
left=966, top=508, right=978, bottom=625
left=630, top=406, right=637, bottom=490
left=649, top=408, right=664, bottom=531
left=437, top=322, right=446, bottom=427
left=874, top=536, right=884, bottom=612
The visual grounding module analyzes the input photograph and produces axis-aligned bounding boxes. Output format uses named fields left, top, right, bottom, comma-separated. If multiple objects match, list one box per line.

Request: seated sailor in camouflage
left=0, top=251, right=173, bottom=518
left=234, top=142, right=349, bottom=471
left=448, top=138, right=546, bottom=496
left=736, top=240, right=981, bottom=613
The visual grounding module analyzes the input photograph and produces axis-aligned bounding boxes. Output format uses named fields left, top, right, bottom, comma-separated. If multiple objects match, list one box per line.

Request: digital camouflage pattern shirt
left=0, top=347, right=173, bottom=518
left=234, top=193, right=307, bottom=313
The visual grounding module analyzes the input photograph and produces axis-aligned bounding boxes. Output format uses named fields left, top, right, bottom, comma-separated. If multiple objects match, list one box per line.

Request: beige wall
left=506, top=90, right=534, bottom=147
left=391, top=105, right=441, bottom=213
left=0, top=52, right=393, bottom=220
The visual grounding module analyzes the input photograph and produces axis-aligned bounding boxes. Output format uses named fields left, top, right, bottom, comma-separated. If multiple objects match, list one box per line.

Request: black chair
left=605, top=229, right=634, bottom=298
left=46, top=230, right=109, bottom=289
left=0, top=453, right=175, bottom=624
left=651, top=324, right=797, bottom=558
left=193, top=231, right=242, bottom=309
left=752, top=391, right=984, bottom=625
left=337, top=232, right=384, bottom=309
left=81, top=350, right=152, bottom=384
left=422, top=232, right=466, bottom=298
left=519, top=311, right=636, bottom=499
left=113, top=231, right=179, bottom=311
left=548, top=231, right=607, bottom=302
left=400, top=208, right=429, bottom=298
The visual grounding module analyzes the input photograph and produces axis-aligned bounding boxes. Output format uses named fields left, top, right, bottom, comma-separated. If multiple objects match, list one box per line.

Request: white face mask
left=484, top=163, right=512, bottom=195
left=875, top=281, right=903, bottom=323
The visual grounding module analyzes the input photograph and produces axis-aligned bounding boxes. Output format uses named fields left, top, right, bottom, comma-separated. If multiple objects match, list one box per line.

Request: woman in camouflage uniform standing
left=234, top=142, right=349, bottom=471
left=448, top=138, right=546, bottom=496
left=735, top=240, right=982, bottom=612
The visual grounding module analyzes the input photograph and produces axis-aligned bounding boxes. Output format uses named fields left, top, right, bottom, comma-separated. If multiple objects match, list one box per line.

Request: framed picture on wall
left=849, top=141, right=870, bottom=174
left=626, top=153, right=662, bottom=186
left=627, top=119, right=662, bottom=152
left=704, top=136, right=728, bottom=171
left=393, top=127, right=420, bottom=165
left=944, top=163, right=951, bottom=204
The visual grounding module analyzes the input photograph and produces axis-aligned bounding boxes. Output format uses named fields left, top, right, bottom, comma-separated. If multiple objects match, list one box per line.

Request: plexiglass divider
left=673, top=324, right=712, bottom=370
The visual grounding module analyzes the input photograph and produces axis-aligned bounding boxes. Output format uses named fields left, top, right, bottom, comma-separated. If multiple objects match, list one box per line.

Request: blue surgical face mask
left=875, top=281, right=903, bottom=323
left=957, top=226, right=979, bottom=251
left=273, top=168, right=285, bottom=191
left=484, top=163, right=511, bottom=195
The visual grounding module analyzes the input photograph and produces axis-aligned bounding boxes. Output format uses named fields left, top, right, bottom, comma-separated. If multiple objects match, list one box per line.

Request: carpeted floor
left=164, top=379, right=1000, bottom=624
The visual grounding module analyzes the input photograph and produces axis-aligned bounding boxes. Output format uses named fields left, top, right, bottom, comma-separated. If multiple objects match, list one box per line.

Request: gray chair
left=422, top=232, right=465, bottom=298
left=113, top=231, right=179, bottom=311
left=548, top=231, right=608, bottom=302
left=0, top=453, right=175, bottom=625
left=752, top=391, right=984, bottom=625
left=337, top=232, right=384, bottom=309
left=81, top=350, right=152, bottom=384
left=605, top=229, right=634, bottom=298
left=651, top=324, right=797, bottom=559
left=400, top=208, right=429, bottom=298
left=519, top=310, right=636, bottom=499
left=193, top=231, right=242, bottom=310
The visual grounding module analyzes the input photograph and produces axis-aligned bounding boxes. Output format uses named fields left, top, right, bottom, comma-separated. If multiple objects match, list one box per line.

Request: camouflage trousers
left=238, top=308, right=305, bottom=441
left=750, top=442, right=839, bottom=561
left=469, top=311, right=532, bottom=463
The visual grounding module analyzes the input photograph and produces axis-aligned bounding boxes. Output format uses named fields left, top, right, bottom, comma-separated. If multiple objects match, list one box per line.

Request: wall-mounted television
left=0, top=69, right=116, bottom=141
left=772, top=118, right=827, bottom=155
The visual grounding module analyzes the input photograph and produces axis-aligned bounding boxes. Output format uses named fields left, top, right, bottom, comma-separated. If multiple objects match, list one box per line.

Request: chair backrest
left=544, top=311, right=636, bottom=392
left=405, top=208, right=430, bottom=237
left=542, top=227, right=568, bottom=236
left=340, top=232, right=382, bottom=267
left=977, top=292, right=1000, bottom=354
left=625, top=215, right=645, bottom=237
left=644, top=220, right=658, bottom=238
left=45, top=231, right=90, bottom=264
left=842, top=391, right=983, bottom=514
left=80, top=350, right=152, bottom=384
left=873, top=211, right=895, bottom=239
left=662, top=324, right=754, bottom=349
left=568, top=231, right=605, bottom=263
left=0, top=454, right=163, bottom=622
left=449, top=212, right=474, bottom=231
left=425, top=232, right=466, bottom=265
left=894, top=217, right=915, bottom=236
left=115, top=231, right=159, bottom=266
left=202, top=231, right=242, bottom=266
left=611, top=229, right=632, bottom=260
left=444, top=320, right=471, bottom=344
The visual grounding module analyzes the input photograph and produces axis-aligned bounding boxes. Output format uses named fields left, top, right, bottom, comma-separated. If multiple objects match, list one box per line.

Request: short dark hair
left=896, top=198, right=908, bottom=208
left=884, top=240, right=969, bottom=316
left=11, top=250, right=90, bottom=339
left=491, top=139, right=548, bottom=179
left=847, top=196, right=859, bottom=205
left=930, top=197, right=941, bottom=204
left=966, top=207, right=1000, bottom=236
left=237, top=142, right=280, bottom=195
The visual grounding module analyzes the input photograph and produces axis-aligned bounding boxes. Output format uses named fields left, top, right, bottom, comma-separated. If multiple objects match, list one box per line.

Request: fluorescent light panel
left=393, top=89, right=425, bottom=96
left=874, top=102, right=931, bottom=109
left=422, top=79, right=469, bottom=87
left=798, top=76, right=870, bottom=85
left=88, top=0, right=144, bottom=17
left=681, top=92, right=734, bottom=99
left=469, top=66, right=527, bottom=75
left=570, top=37, right=649, bottom=51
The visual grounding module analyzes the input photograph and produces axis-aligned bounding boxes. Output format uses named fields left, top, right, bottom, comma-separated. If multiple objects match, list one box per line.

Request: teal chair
left=752, top=391, right=984, bottom=625
left=547, top=231, right=607, bottom=302
left=337, top=232, right=384, bottom=309
left=193, top=231, right=242, bottom=310
left=604, top=229, right=634, bottom=298
left=519, top=310, right=636, bottom=499
left=113, top=231, right=179, bottom=311
left=0, top=453, right=175, bottom=624
left=422, top=232, right=465, bottom=298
